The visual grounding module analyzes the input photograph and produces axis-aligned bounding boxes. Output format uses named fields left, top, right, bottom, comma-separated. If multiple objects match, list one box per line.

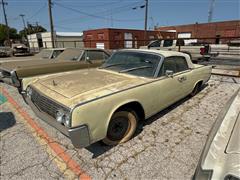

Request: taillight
left=200, top=47, right=205, bottom=55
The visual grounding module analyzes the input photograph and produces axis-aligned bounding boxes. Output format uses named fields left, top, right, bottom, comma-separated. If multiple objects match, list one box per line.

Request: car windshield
left=101, top=51, right=160, bottom=78
left=36, top=49, right=53, bottom=59
left=56, top=49, right=83, bottom=61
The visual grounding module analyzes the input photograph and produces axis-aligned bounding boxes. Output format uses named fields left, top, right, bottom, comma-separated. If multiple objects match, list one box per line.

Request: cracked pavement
left=0, top=75, right=239, bottom=180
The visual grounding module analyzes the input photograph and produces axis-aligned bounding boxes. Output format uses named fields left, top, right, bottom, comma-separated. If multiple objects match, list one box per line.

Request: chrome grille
left=31, top=88, right=68, bottom=118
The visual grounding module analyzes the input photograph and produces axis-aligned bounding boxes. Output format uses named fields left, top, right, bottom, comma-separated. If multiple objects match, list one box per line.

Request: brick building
left=83, top=28, right=173, bottom=49
left=156, top=20, right=240, bottom=44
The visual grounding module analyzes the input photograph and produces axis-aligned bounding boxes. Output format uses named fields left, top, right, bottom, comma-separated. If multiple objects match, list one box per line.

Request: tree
left=0, top=24, right=20, bottom=45
left=19, top=23, right=47, bottom=38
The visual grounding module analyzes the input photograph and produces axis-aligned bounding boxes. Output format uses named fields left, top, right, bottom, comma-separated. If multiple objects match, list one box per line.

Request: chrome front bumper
left=25, top=96, right=91, bottom=148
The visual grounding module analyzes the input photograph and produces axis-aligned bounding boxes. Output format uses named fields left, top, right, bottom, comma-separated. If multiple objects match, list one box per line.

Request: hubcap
left=107, top=117, right=130, bottom=141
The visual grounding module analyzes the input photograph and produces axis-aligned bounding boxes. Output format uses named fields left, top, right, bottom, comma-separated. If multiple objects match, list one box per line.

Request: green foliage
left=0, top=23, right=47, bottom=45
left=19, top=24, right=47, bottom=37
left=0, top=24, right=20, bottom=45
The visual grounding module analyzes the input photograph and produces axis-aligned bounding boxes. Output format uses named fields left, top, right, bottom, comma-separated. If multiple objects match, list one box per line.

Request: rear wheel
left=190, top=82, right=202, bottom=96
left=103, top=110, right=138, bottom=145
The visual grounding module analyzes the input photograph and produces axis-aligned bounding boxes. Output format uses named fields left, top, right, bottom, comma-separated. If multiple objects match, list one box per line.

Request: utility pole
left=1, top=0, right=10, bottom=46
left=48, top=0, right=55, bottom=48
left=35, top=21, right=39, bottom=32
left=208, top=0, right=216, bottom=22
left=19, top=14, right=29, bottom=46
left=144, top=0, right=149, bottom=45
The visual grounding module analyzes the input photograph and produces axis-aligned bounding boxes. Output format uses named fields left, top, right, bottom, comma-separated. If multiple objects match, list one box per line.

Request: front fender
left=21, top=77, right=39, bottom=92
left=71, top=96, right=143, bottom=144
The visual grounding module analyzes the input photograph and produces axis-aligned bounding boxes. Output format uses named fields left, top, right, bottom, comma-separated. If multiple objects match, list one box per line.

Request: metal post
left=144, top=0, right=149, bottom=45
left=1, top=0, right=10, bottom=46
left=19, top=14, right=30, bottom=47
left=48, top=0, right=55, bottom=48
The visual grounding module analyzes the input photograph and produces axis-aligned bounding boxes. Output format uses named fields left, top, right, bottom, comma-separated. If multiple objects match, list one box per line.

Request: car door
left=156, top=56, right=185, bottom=105
left=174, top=56, right=194, bottom=96
left=146, top=57, right=183, bottom=116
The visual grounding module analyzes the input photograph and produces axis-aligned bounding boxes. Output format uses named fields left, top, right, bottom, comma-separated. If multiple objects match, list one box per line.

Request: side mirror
left=165, top=70, right=174, bottom=78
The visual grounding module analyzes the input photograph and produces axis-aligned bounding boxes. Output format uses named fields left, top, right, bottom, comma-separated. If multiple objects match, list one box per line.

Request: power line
left=54, top=1, right=145, bottom=23
left=27, top=3, right=47, bottom=21
left=53, top=0, right=125, bottom=8
left=55, top=1, right=144, bottom=23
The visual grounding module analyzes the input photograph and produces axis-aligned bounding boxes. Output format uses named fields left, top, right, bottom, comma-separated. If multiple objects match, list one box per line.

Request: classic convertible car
left=0, top=48, right=110, bottom=88
left=24, top=49, right=212, bottom=148
left=193, top=89, right=240, bottom=180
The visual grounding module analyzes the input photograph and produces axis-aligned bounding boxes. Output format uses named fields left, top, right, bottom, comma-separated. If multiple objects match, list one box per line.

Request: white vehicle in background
left=140, top=39, right=215, bottom=62
left=193, top=89, right=240, bottom=180
left=0, top=47, right=12, bottom=57
left=208, top=39, right=240, bottom=57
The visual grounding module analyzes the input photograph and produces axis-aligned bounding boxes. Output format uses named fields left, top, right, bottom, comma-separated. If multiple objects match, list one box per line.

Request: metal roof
left=56, top=32, right=83, bottom=37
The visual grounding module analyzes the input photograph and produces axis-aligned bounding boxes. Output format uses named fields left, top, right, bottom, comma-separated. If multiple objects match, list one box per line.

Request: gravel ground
left=0, top=75, right=239, bottom=180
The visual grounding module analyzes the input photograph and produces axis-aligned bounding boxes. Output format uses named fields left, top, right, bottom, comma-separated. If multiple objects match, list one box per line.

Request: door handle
left=178, top=76, right=187, bottom=82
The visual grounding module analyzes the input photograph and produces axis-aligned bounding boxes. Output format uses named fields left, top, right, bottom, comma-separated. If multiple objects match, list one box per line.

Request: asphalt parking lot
left=0, top=75, right=240, bottom=180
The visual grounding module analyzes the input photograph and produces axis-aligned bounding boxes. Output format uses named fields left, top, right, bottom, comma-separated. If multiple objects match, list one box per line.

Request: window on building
left=86, top=34, right=92, bottom=40
left=98, top=33, right=104, bottom=40
left=114, top=32, right=121, bottom=40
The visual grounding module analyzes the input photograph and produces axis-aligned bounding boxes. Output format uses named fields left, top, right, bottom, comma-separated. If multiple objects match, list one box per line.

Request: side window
left=175, top=56, right=189, bottom=72
left=85, top=50, right=105, bottom=61
left=158, top=57, right=176, bottom=77
left=163, top=40, right=173, bottom=47
left=176, top=39, right=185, bottom=46
left=52, top=50, right=63, bottom=59
left=103, top=52, right=110, bottom=60
left=148, top=40, right=161, bottom=48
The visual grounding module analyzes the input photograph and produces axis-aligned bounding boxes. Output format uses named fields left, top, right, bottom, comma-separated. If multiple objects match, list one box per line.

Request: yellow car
left=24, top=49, right=212, bottom=148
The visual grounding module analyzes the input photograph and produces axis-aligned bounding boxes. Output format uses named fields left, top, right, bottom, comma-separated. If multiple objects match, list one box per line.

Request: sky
left=0, top=0, right=239, bottom=32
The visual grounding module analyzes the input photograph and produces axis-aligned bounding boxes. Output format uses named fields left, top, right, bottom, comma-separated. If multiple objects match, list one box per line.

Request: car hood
left=32, top=69, right=149, bottom=106
left=0, top=59, right=53, bottom=72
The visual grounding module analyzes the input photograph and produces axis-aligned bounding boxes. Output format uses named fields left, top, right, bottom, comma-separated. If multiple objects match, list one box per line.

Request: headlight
left=26, top=86, right=33, bottom=97
left=55, top=109, right=71, bottom=127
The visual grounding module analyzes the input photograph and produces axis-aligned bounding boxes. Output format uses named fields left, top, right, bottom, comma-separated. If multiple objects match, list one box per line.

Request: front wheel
left=102, top=110, right=138, bottom=146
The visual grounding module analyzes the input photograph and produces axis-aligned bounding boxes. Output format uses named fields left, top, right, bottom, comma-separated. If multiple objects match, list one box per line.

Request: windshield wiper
left=100, top=63, right=124, bottom=69
left=119, top=66, right=152, bottom=73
